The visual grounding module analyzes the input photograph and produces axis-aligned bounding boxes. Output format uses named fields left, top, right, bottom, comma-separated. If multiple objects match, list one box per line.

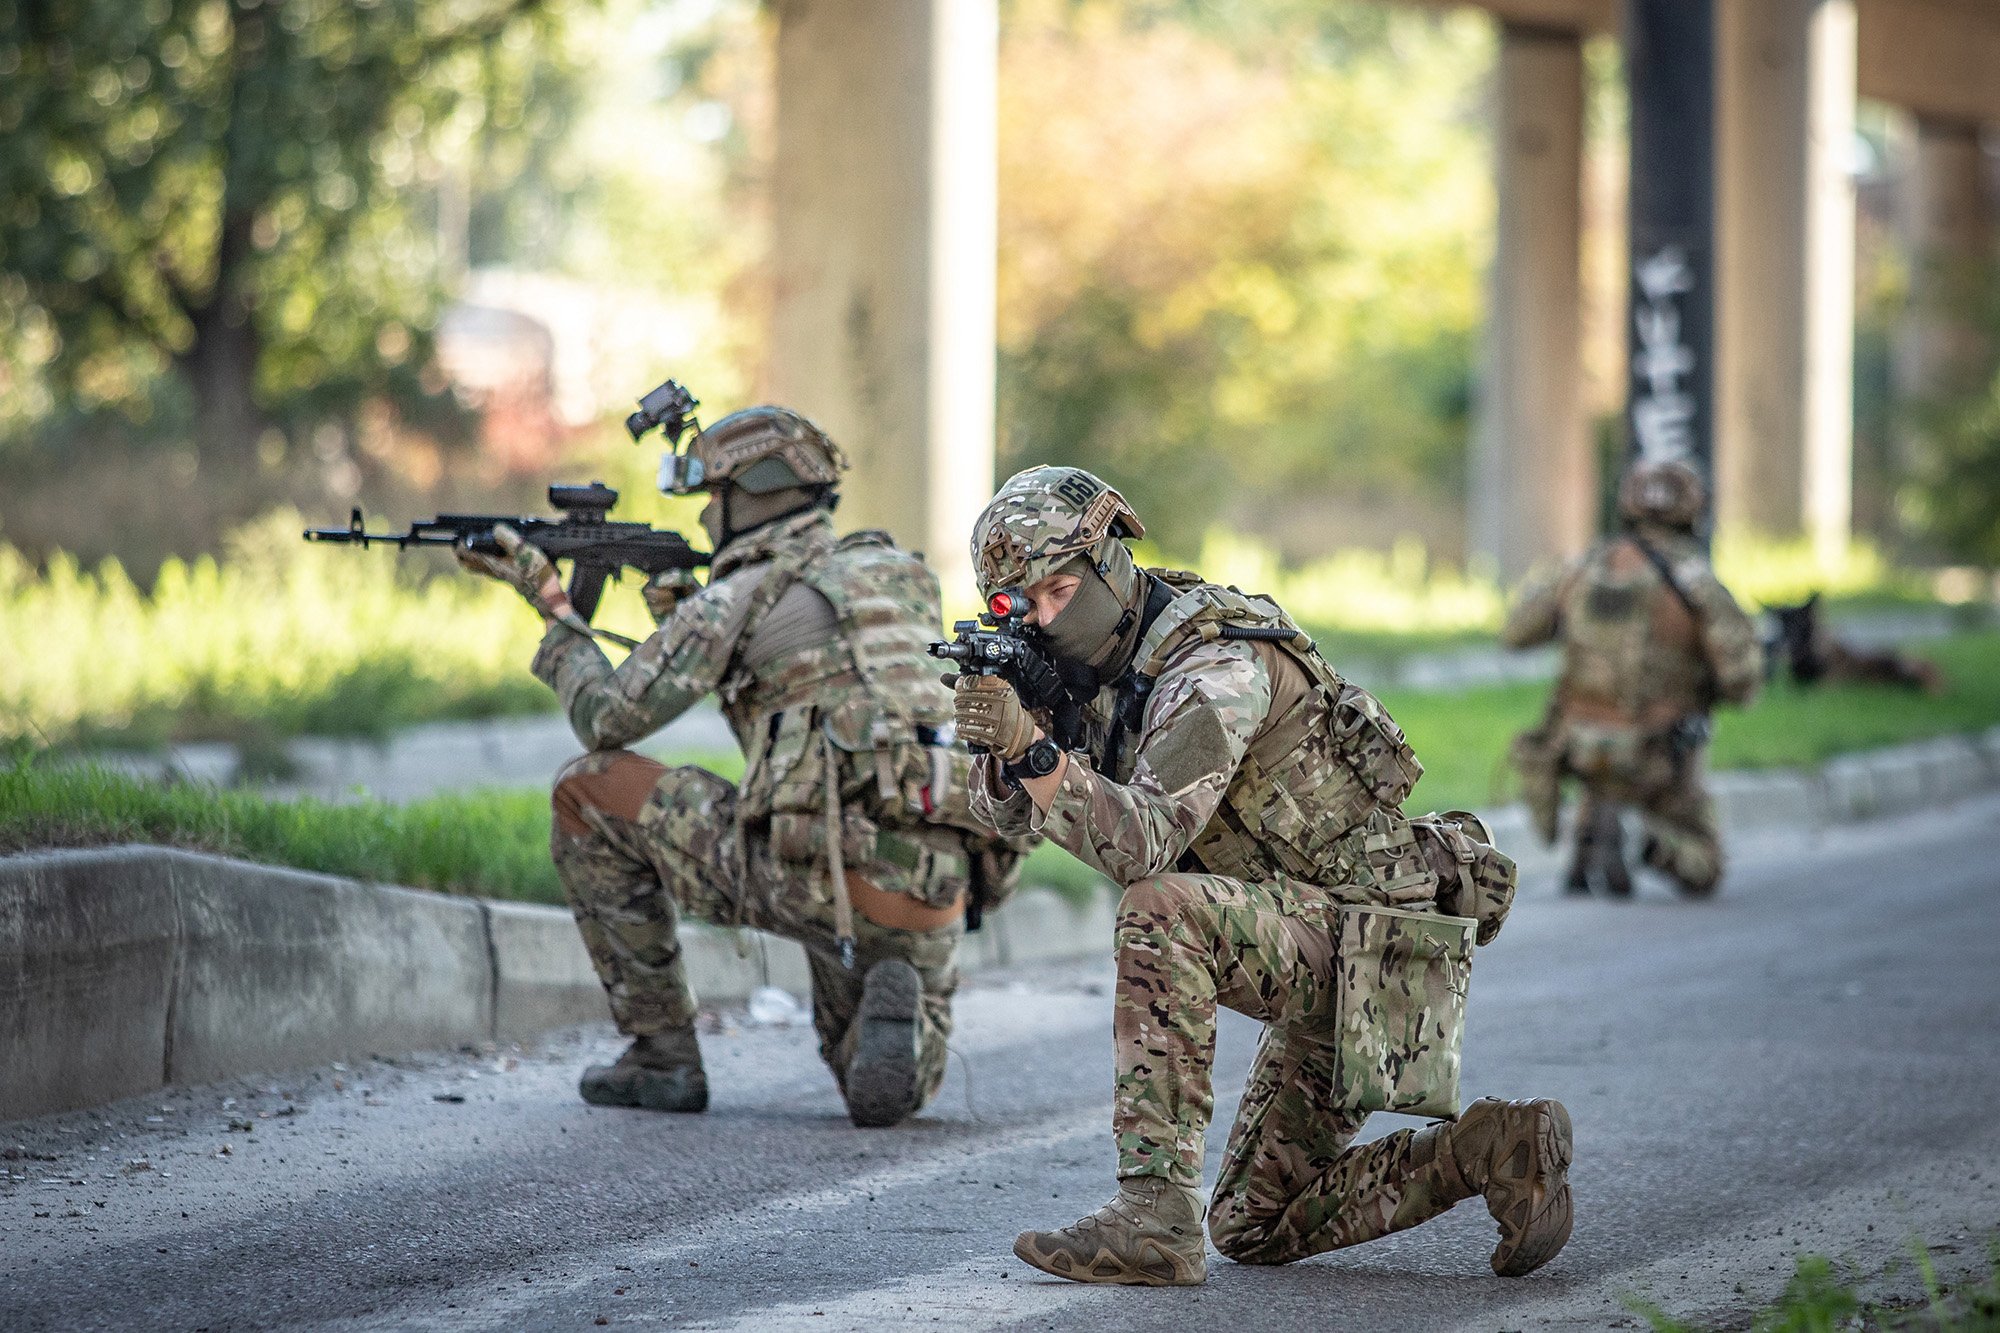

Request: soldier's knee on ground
left=1642, top=829, right=1722, bottom=895
left=1204, top=1193, right=1280, bottom=1265
left=552, top=749, right=668, bottom=839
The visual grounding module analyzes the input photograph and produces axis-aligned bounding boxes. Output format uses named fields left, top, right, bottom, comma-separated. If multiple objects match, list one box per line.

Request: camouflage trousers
left=1113, top=873, right=1470, bottom=1264
left=550, top=749, right=964, bottom=1108
left=1566, top=735, right=1721, bottom=892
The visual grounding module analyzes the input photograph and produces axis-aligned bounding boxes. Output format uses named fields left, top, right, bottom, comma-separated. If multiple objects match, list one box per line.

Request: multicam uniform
left=965, top=469, right=1558, bottom=1280
left=538, top=508, right=1020, bottom=1111
left=1502, top=522, right=1762, bottom=894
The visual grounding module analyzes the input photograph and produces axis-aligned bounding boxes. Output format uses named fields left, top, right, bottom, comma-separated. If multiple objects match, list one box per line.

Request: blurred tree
left=996, top=0, right=1492, bottom=554
left=0, top=0, right=554, bottom=458
left=1905, top=368, right=2000, bottom=569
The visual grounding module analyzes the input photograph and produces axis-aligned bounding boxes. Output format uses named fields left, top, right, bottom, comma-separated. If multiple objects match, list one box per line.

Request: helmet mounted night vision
left=625, top=379, right=708, bottom=494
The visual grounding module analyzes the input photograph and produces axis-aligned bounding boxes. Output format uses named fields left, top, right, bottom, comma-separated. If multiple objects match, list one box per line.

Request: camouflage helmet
left=1618, top=458, right=1706, bottom=529
left=658, top=406, right=848, bottom=496
left=971, top=466, right=1145, bottom=598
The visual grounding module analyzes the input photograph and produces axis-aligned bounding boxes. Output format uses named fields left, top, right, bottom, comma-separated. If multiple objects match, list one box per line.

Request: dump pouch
left=1411, top=810, right=1519, bottom=946
left=1327, top=904, right=1473, bottom=1119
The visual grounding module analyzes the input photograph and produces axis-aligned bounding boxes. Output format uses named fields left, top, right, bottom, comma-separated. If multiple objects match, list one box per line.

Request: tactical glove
left=456, top=524, right=593, bottom=636
left=642, top=568, right=702, bottom=625
left=954, top=673, right=1037, bottom=761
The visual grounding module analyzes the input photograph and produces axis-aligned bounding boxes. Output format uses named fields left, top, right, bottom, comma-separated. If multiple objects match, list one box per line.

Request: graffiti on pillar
left=1630, top=245, right=1697, bottom=464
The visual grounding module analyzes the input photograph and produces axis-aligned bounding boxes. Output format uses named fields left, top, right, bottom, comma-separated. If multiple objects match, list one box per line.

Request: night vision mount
left=625, top=379, right=700, bottom=446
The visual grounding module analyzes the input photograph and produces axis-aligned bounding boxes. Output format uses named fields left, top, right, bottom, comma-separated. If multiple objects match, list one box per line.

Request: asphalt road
left=5, top=793, right=1998, bottom=1332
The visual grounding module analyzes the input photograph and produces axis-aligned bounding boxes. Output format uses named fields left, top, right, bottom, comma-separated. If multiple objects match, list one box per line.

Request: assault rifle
left=302, top=482, right=707, bottom=625
left=928, top=587, right=1087, bottom=752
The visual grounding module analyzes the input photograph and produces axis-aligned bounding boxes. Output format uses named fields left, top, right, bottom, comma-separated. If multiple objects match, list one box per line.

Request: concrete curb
left=7, top=725, right=1997, bottom=1122
left=0, top=847, right=566, bottom=1122
left=0, top=843, right=1114, bottom=1123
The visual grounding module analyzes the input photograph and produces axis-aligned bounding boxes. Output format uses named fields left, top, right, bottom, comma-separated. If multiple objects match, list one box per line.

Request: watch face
left=1026, top=739, right=1061, bottom=777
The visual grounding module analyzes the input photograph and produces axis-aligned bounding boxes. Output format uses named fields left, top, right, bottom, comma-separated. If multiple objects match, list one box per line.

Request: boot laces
left=1059, top=1189, right=1151, bottom=1239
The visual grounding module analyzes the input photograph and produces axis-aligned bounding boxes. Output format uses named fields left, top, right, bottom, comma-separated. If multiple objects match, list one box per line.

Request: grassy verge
left=8, top=506, right=1978, bottom=751
left=6, top=632, right=1997, bottom=908
left=1, top=758, right=565, bottom=903
left=0, top=752, right=1097, bottom=910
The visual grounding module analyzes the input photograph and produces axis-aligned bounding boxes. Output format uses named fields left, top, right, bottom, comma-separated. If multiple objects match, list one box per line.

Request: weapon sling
left=1626, top=533, right=1720, bottom=727
left=1627, top=533, right=1703, bottom=623
left=822, top=730, right=857, bottom=970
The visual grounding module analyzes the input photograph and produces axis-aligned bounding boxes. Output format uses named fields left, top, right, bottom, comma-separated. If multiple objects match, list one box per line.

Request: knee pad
left=552, top=749, right=666, bottom=835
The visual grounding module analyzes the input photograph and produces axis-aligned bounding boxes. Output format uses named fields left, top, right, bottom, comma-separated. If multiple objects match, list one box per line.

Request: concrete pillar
left=1715, top=0, right=1857, bottom=563
left=1893, top=116, right=1995, bottom=426
left=1472, top=22, right=1591, bottom=583
left=767, top=0, right=998, bottom=599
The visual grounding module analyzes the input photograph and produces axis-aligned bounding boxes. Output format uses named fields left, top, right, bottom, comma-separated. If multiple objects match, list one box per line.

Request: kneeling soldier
left=463, top=406, right=1024, bottom=1126
left=1501, top=460, right=1762, bottom=897
left=960, top=466, right=1573, bottom=1284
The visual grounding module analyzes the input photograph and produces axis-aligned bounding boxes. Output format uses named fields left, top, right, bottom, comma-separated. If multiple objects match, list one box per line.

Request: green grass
left=0, top=511, right=611, bottom=749
left=0, top=750, right=1098, bottom=910
left=1, top=757, right=566, bottom=903
left=6, top=630, right=1997, bottom=911
left=6, top=507, right=1972, bottom=752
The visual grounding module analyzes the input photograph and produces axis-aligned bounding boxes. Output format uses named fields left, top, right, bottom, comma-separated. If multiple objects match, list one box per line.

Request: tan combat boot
left=1427, top=1097, right=1574, bottom=1276
left=1013, top=1176, right=1207, bottom=1286
left=578, top=1029, right=709, bottom=1113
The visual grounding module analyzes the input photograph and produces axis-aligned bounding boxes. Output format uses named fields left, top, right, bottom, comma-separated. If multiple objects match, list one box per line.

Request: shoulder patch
left=1141, top=705, right=1235, bottom=796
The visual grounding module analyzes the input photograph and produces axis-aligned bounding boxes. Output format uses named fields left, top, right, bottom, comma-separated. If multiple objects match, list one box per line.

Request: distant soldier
left=957, top=465, right=1571, bottom=1287
left=1501, top=460, right=1762, bottom=898
left=460, top=406, right=1025, bottom=1126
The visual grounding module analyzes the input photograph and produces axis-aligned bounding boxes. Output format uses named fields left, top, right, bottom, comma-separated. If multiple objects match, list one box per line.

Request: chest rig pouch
left=1121, top=575, right=1423, bottom=886
left=1409, top=809, right=1518, bottom=946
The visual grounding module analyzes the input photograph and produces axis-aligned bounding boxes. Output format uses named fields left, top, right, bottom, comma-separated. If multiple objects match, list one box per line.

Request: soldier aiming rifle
left=424, top=380, right=1029, bottom=1126
left=954, top=465, right=1572, bottom=1287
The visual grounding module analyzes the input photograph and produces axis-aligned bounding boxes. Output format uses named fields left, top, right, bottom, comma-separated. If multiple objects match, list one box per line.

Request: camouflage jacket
left=1500, top=526, right=1762, bottom=730
left=970, top=573, right=1431, bottom=904
left=533, top=509, right=838, bottom=753
left=534, top=510, right=1015, bottom=878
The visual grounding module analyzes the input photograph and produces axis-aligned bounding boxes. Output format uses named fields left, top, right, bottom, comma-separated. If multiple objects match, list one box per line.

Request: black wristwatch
left=1002, top=737, right=1063, bottom=789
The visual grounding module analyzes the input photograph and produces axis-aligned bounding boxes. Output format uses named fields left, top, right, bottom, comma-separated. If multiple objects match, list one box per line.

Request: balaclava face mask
left=701, top=484, right=819, bottom=551
left=1040, top=543, right=1147, bottom=684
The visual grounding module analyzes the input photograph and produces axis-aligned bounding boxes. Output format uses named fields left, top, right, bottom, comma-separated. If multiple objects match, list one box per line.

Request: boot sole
left=1011, top=1233, right=1206, bottom=1286
left=579, top=1067, right=708, bottom=1114
left=847, top=960, right=923, bottom=1128
left=1492, top=1099, right=1574, bottom=1277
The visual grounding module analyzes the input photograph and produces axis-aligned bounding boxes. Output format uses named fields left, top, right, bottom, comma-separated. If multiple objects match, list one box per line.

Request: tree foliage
left=1906, top=369, right=2000, bottom=569
left=996, top=0, right=1493, bottom=553
left=0, top=0, right=553, bottom=454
